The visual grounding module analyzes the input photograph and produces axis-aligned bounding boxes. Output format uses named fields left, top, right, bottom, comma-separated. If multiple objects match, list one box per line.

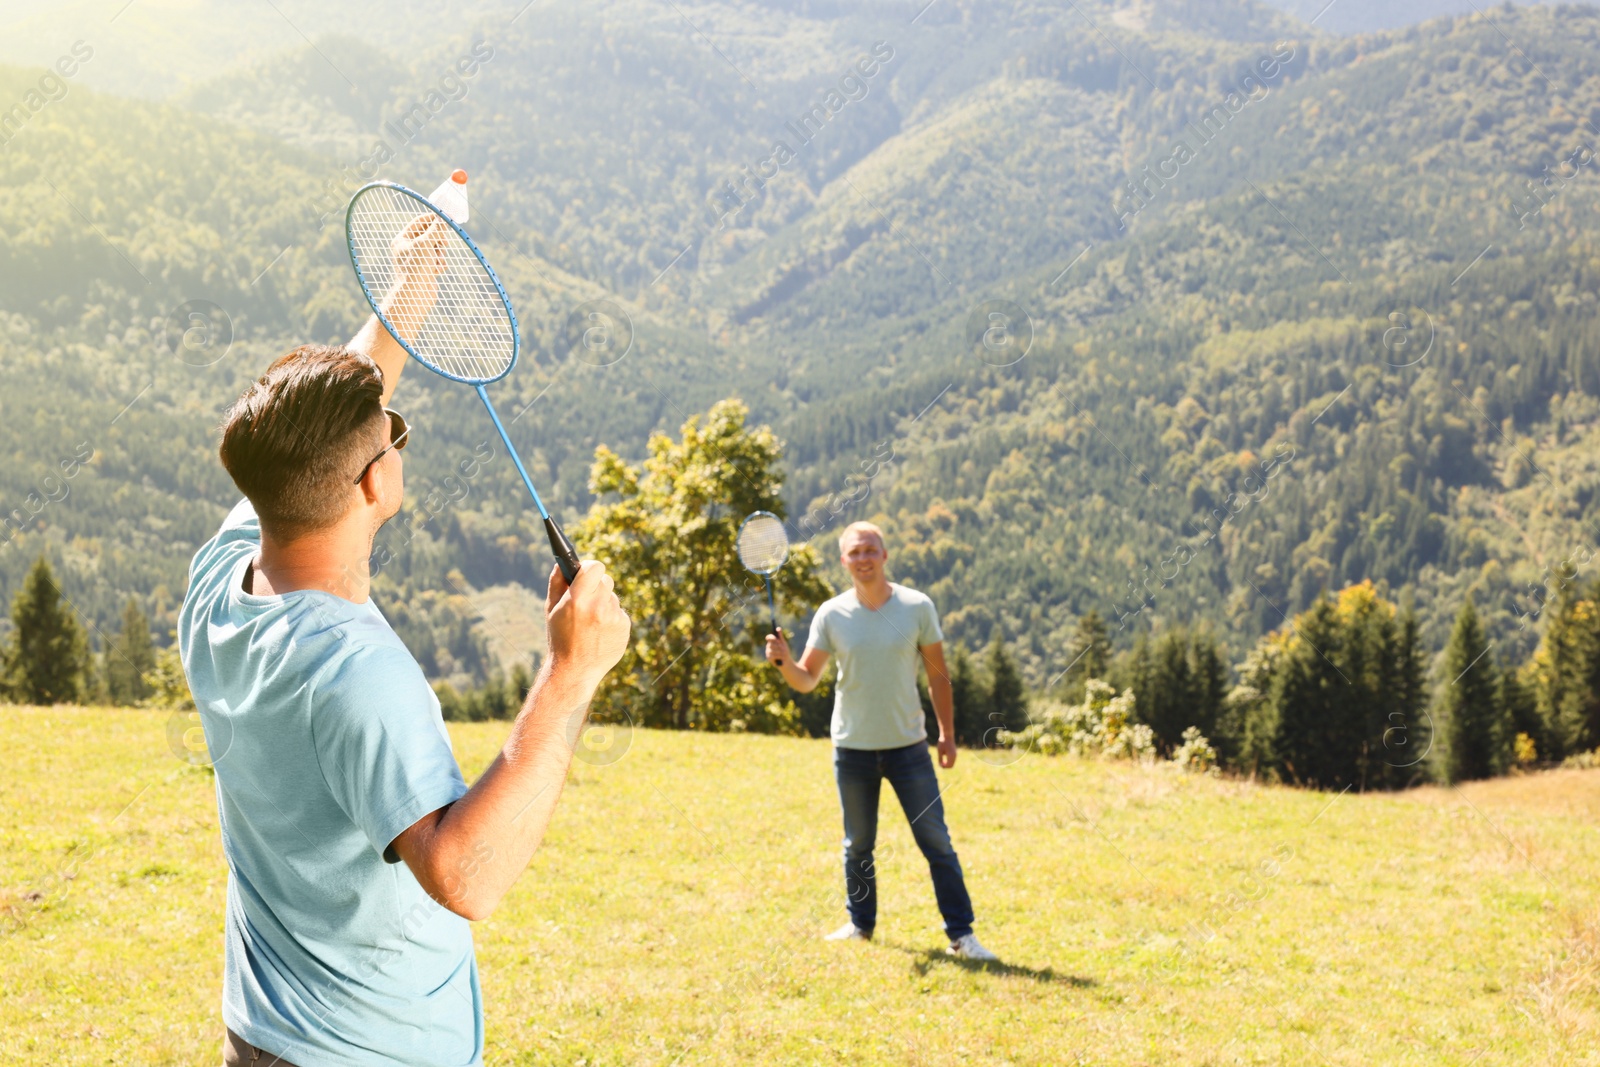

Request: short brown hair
left=219, top=345, right=387, bottom=538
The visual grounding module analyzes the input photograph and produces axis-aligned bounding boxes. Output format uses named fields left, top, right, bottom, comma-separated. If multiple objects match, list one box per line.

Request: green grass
left=3, top=705, right=1600, bottom=1065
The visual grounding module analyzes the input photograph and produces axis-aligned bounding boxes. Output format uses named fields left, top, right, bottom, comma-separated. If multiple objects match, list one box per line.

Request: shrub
left=1172, top=726, right=1219, bottom=775
left=1003, top=679, right=1155, bottom=762
left=1562, top=748, right=1600, bottom=770
left=143, top=643, right=194, bottom=711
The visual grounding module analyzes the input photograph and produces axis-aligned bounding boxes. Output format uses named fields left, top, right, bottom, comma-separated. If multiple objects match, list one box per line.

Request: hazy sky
left=0, top=0, right=1575, bottom=101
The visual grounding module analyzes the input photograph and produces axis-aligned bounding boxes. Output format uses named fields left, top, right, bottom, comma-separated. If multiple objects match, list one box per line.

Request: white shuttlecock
left=427, top=169, right=469, bottom=224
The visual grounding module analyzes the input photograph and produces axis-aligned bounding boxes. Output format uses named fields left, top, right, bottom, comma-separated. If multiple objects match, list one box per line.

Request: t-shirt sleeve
left=220, top=498, right=259, bottom=536
left=917, top=598, right=944, bottom=647
left=184, top=500, right=261, bottom=599
left=806, top=604, right=833, bottom=654
left=312, top=646, right=468, bottom=862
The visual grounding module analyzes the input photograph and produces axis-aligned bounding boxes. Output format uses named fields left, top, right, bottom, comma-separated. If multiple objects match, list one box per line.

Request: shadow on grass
left=890, top=943, right=1094, bottom=985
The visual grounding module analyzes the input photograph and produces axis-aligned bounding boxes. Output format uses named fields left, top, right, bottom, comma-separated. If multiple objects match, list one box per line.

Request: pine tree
left=1133, top=629, right=1193, bottom=753
left=1271, top=596, right=1354, bottom=788
left=3, top=555, right=89, bottom=705
left=1061, top=609, right=1109, bottom=701
left=1441, top=596, right=1509, bottom=782
left=949, top=643, right=986, bottom=746
left=1189, top=627, right=1228, bottom=745
left=1533, top=579, right=1598, bottom=759
left=1339, top=582, right=1400, bottom=790
left=84, top=634, right=112, bottom=706
left=508, top=660, right=534, bottom=714
left=1572, top=580, right=1600, bottom=755
left=985, top=638, right=1028, bottom=740
left=1375, top=601, right=1431, bottom=787
left=106, top=598, right=155, bottom=706
left=922, top=643, right=983, bottom=744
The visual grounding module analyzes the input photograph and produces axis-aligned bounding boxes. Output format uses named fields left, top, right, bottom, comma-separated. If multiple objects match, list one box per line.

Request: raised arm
left=347, top=213, right=449, bottom=406
left=391, top=560, right=630, bottom=920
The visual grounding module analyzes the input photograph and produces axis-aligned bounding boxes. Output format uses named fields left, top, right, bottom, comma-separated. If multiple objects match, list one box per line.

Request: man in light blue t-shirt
left=180, top=218, right=629, bottom=1066
left=766, top=521, right=998, bottom=962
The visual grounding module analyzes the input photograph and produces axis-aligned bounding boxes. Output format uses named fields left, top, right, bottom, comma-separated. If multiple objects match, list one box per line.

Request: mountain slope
left=7, top=1, right=1600, bottom=691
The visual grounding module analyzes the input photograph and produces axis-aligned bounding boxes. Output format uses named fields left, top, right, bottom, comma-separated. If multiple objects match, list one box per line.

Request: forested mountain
left=4, top=0, right=1600, bottom=694
left=1260, top=0, right=1556, bottom=36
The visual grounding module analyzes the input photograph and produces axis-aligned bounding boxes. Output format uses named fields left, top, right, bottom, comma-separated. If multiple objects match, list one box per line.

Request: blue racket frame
left=345, top=180, right=521, bottom=386
left=346, top=180, right=581, bottom=582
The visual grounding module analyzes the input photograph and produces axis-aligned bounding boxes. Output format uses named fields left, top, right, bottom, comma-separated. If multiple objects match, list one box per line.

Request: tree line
left=8, top=397, right=1600, bottom=796
left=1, top=554, right=163, bottom=707
left=1049, top=577, right=1589, bottom=788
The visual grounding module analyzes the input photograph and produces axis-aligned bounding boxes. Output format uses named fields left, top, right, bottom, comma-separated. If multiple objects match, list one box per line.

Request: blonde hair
left=838, top=521, right=886, bottom=552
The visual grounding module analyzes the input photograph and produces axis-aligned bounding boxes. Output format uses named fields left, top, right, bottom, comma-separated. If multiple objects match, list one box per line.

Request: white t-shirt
left=806, top=583, right=943, bottom=750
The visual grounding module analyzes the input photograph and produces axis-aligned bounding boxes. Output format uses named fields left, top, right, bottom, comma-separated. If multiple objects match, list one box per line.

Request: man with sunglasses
left=353, top=406, right=410, bottom=485
left=179, top=217, right=630, bottom=1067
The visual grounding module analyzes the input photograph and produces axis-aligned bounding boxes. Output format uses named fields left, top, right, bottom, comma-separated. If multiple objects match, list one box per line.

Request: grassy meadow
left=3, top=704, right=1600, bottom=1065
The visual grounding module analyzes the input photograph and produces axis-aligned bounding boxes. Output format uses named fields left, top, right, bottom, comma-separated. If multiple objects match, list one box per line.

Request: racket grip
left=545, top=516, right=581, bottom=585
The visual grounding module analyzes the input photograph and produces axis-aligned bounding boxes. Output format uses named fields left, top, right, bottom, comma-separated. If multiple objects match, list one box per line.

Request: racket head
left=737, top=510, right=790, bottom=575
left=345, top=181, right=520, bottom=385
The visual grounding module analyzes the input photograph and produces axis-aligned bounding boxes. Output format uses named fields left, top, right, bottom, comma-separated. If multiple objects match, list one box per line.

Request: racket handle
left=766, top=582, right=782, bottom=665
left=545, top=516, right=581, bottom=585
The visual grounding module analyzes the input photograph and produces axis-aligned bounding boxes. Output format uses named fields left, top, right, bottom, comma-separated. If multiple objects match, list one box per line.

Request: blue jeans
left=834, top=742, right=975, bottom=941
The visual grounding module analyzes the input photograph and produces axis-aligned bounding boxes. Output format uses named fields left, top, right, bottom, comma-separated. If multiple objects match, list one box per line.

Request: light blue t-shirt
left=178, top=499, right=482, bottom=1067
left=806, top=584, right=944, bottom=751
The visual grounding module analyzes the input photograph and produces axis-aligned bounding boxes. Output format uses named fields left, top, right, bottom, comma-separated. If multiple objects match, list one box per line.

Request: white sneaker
left=825, top=922, right=872, bottom=942
left=948, top=933, right=999, bottom=961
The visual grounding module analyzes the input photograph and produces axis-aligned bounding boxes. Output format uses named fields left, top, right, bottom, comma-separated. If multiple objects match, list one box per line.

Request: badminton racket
left=736, top=511, right=790, bottom=665
left=345, top=175, right=581, bottom=583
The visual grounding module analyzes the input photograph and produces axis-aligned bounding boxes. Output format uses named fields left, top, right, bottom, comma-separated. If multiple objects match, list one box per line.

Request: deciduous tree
left=576, top=400, right=832, bottom=731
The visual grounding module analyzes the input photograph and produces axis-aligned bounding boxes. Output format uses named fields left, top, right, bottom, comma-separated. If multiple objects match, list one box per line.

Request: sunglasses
left=353, top=408, right=410, bottom=485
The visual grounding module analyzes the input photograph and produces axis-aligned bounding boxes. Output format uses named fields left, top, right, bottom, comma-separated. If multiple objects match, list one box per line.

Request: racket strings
left=738, top=514, right=790, bottom=574
left=347, top=184, right=515, bottom=383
